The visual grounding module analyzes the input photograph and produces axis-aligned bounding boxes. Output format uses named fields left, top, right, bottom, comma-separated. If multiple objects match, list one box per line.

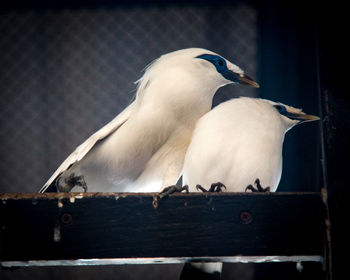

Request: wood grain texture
left=0, top=192, right=325, bottom=262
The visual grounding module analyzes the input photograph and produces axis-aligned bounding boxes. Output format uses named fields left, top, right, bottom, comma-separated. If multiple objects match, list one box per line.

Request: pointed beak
left=238, top=74, right=260, bottom=88
left=285, top=112, right=320, bottom=122
left=297, top=113, right=320, bottom=122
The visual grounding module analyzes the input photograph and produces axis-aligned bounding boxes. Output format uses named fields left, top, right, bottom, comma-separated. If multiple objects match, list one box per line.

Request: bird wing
left=39, top=101, right=136, bottom=193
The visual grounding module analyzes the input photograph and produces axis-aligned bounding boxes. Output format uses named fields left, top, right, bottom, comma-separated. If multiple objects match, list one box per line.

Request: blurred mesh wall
left=0, top=2, right=257, bottom=193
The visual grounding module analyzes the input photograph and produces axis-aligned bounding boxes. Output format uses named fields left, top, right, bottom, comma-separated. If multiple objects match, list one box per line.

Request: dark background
left=1, top=0, right=347, bottom=279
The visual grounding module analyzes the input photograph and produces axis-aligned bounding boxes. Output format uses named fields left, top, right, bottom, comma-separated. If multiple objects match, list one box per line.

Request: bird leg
left=57, top=173, right=88, bottom=193
left=153, top=185, right=189, bottom=208
left=158, top=185, right=189, bottom=199
left=245, top=178, right=270, bottom=193
left=196, top=182, right=227, bottom=192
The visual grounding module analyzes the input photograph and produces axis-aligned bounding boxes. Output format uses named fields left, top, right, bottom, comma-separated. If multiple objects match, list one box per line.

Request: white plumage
left=182, top=96, right=320, bottom=192
left=40, top=48, right=258, bottom=193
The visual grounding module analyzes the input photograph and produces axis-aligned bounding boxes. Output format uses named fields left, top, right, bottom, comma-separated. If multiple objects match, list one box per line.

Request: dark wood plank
left=0, top=193, right=325, bottom=263
left=317, top=4, right=350, bottom=279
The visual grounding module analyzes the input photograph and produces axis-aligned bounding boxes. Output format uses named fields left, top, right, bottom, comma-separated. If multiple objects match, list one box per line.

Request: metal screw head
left=61, top=213, right=73, bottom=224
left=240, top=211, right=252, bottom=224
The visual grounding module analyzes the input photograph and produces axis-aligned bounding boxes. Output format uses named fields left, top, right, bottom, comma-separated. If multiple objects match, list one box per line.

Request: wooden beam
left=0, top=192, right=326, bottom=267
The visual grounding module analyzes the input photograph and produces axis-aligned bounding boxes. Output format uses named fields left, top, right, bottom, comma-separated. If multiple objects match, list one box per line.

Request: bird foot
left=57, top=173, right=88, bottom=193
left=153, top=185, right=189, bottom=209
left=196, top=182, right=227, bottom=192
left=245, top=179, right=270, bottom=193
left=158, top=185, right=189, bottom=199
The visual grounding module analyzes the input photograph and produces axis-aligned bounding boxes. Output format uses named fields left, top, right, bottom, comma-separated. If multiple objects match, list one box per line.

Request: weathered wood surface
left=0, top=192, right=325, bottom=265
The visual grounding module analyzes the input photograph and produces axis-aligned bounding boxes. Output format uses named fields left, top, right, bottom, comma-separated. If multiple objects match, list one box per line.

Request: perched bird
left=40, top=48, right=259, bottom=193
left=182, top=97, right=319, bottom=192
left=180, top=97, right=319, bottom=280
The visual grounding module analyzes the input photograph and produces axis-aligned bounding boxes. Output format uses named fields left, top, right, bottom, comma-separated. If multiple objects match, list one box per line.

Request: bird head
left=136, top=48, right=259, bottom=99
left=195, top=52, right=260, bottom=88
left=269, top=101, right=320, bottom=131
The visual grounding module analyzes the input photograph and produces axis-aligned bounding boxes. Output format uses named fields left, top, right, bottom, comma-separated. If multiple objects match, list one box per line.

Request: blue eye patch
left=196, top=54, right=239, bottom=83
left=273, top=105, right=287, bottom=114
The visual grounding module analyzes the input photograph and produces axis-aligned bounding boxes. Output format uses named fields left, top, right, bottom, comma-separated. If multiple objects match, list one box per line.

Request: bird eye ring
left=274, top=105, right=286, bottom=113
left=217, top=59, right=224, bottom=67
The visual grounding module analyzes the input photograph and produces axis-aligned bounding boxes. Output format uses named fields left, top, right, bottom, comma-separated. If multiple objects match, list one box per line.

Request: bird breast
left=183, top=99, right=285, bottom=192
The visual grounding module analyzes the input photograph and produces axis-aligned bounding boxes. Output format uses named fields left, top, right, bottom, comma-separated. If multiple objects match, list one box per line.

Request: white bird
left=40, top=48, right=259, bottom=193
left=180, top=97, right=319, bottom=280
left=182, top=97, right=319, bottom=192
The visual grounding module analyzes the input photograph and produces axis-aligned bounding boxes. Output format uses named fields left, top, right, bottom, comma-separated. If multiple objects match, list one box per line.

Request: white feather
left=182, top=97, right=315, bottom=192
left=40, top=48, right=248, bottom=193
left=40, top=102, right=135, bottom=193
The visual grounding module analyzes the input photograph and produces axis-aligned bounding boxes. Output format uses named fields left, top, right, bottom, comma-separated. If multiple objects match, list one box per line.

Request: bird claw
left=245, top=178, right=270, bottom=193
left=152, top=185, right=190, bottom=208
left=196, top=182, right=227, bottom=192
left=57, top=173, right=88, bottom=193
left=158, top=185, right=189, bottom=199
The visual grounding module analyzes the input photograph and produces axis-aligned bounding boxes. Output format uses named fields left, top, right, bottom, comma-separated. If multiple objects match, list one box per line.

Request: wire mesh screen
left=0, top=3, right=257, bottom=194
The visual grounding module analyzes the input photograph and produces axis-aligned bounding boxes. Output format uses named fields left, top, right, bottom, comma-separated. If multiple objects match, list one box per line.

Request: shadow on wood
left=0, top=192, right=326, bottom=267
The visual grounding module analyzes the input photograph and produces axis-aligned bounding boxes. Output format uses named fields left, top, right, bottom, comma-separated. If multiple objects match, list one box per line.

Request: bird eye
left=217, top=59, right=224, bottom=67
left=274, top=105, right=287, bottom=114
